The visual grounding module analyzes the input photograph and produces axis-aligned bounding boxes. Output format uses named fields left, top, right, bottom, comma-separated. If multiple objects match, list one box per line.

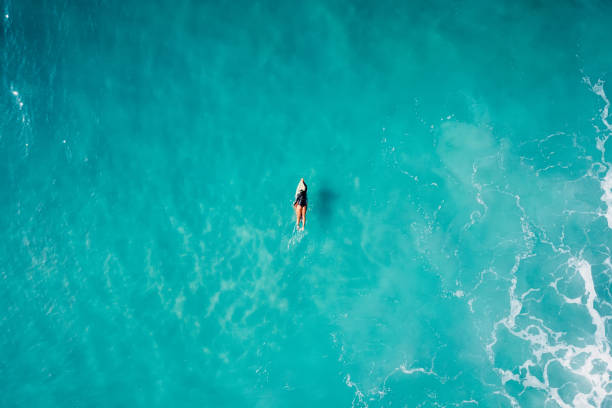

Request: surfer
left=293, top=178, right=307, bottom=230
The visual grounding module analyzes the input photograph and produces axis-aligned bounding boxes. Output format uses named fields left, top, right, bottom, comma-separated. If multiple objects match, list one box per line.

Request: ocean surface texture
left=3, top=1, right=612, bottom=407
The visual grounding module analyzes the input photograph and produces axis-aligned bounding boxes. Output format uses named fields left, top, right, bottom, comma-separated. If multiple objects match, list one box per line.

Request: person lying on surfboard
left=293, top=178, right=307, bottom=230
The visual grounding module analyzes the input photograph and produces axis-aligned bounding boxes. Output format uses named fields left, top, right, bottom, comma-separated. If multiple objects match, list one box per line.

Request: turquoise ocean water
left=3, top=1, right=612, bottom=406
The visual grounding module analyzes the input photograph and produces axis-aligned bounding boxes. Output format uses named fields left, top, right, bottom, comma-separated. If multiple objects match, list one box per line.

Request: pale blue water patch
left=2, top=0, right=612, bottom=407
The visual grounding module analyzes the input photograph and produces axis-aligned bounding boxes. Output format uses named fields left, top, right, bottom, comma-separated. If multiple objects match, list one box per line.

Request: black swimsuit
left=294, top=191, right=307, bottom=206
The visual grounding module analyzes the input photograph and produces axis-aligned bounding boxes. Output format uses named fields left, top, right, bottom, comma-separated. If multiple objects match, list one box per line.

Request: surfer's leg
left=300, top=206, right=307, bottom=230
left=294, top=205, right=302, bottom=227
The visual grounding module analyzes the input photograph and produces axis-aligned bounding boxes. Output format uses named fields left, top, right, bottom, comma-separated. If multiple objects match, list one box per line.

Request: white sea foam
left=345, top=374, right=367, bottom=408
left=479, top=160, right=612, bottom=407
left=584, top=77, right=612, bottom=229
left=342, top=356, right=461, bottom=407
left=600, top=170, right=612, bottom=229
left=489, top=254, right=612, bottom=407
left=569, top=258, right=607, bottom=349
left=464, top=162, right=488, bottom=230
